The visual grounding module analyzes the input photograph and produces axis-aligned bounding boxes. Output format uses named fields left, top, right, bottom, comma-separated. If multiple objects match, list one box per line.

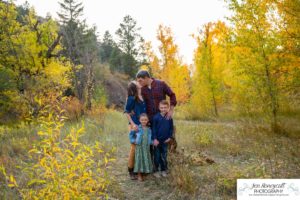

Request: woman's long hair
left=127, top=81, right=141, bottom=102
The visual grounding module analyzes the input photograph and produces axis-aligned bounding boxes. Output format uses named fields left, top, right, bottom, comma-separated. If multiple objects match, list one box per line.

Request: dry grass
left=169, top=117, right=300, bottom=199
left=100, top=111, right=300, bottom=199
left=1, top=110, right=299, bottom=199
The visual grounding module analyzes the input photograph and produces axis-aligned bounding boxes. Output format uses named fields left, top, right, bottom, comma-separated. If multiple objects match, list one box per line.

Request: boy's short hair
left=136, top=70, right=151, bottom=79
left=159, top=100, right=170, bottom=107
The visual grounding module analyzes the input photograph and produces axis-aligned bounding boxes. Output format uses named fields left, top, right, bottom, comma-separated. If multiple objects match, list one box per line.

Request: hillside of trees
left=0, top=0, right=299, bottom=199
left=1, top=0, right=299, bottom=131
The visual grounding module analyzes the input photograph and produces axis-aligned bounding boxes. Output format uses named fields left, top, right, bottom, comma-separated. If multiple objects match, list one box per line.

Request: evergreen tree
left=115, top=15, right=145, bottom=77
left=57, top=0, right=84, bottom=64
left=57, top=0, right=85, bottom=101
left=57, top=0, right=83, bottom=23
left=99, top=31, right=116, bottom=63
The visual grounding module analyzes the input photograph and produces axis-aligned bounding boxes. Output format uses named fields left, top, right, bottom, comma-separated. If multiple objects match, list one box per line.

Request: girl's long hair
left=127, top=81, right=141, bottom=102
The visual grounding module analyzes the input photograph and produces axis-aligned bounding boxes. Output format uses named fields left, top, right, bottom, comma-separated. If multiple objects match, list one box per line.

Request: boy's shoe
left=161, top=171, right=168, bottom=177
left=153, top=172, right=161, bottom=178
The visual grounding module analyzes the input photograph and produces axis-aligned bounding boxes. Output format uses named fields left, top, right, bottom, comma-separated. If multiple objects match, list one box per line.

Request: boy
left=152, top=100, right=174, bottom=178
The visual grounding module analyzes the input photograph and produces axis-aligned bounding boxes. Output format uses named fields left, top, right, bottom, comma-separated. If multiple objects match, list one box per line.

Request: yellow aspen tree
left=0, top=2, right=71, bottom=120
left=226, top=0, right=300, bottom=132
left=273, top=0, right=300, bottom=109
left=143, top=41, right=161, bottom=78
left=191, top=21, right=230, bottom=117
left=156, top=24, right=191, bottom=104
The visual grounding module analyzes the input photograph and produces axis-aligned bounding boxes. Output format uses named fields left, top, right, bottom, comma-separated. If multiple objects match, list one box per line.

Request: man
left=136, top=70, right=177, bottom=172
left=136, top=70, right=177, bottom=123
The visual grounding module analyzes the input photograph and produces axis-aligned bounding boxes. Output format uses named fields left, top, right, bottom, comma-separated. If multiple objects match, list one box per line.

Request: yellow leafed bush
left=2, top=108, right=114, bottom=199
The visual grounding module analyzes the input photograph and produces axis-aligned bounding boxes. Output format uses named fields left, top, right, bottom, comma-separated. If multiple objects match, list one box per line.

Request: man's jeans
left=154, top=143, right=168, bottom=172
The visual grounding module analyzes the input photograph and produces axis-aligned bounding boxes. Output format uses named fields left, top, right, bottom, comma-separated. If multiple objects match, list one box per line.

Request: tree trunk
left=85, top=63, right=94, bottom=110
left=262, top=49, right=278, bottom=133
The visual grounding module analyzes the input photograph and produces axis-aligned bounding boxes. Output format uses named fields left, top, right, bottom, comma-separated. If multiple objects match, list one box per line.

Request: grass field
left=1, top=109, right=299, bottom=199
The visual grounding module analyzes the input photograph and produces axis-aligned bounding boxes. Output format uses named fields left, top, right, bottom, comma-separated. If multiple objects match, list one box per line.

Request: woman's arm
left=124, top=96, right=138, bottom=131
left=125, top=113, right=138, bottom=130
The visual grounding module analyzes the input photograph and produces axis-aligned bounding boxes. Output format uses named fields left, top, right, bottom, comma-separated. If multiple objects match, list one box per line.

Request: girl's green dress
left=134, top=128, right=153, bottom=173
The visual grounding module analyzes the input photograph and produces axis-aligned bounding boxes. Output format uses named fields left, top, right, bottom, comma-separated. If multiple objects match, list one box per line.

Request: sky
left=15, top=0, right=230, bottom=65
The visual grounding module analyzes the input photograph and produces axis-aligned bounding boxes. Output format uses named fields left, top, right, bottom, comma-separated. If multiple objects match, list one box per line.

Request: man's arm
left=164, top=118, right=174, bottom=143
left=169, top=118, right=174, bottom=138
left=162, top=81, right=177, bottom=119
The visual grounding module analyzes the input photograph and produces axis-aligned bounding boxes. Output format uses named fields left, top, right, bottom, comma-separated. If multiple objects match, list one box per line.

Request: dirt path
left=100, top=111, right=181, bottom=199
left=101, top=112, right=209, bottom=200
left=101, top=111, right=249, bottom=200
left=106, top=130, right=178, bottom=200
left=109, top=149, right=174, bottom=199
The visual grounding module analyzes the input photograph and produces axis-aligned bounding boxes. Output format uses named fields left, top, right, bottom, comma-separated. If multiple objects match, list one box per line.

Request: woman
left=124, top=81, right=146, bottom=180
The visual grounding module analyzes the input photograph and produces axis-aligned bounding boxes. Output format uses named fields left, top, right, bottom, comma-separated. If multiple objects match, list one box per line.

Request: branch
left=46, top=33, right=62, bottom=58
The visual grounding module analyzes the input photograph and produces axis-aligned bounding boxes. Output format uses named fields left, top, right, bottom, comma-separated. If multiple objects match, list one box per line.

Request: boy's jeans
left=154, top=143, right=168, bottom=172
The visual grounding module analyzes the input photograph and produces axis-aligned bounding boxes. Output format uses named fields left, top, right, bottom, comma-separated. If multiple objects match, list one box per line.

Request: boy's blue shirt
left=152, top=112, right=174, bottom=142
left=129, top=125, right=153, bottom=145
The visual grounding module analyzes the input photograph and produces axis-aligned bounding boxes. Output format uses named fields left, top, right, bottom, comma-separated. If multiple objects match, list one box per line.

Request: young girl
left=134, top=113, right=153, bottom=181
left=124, top=81, right=146, bottom=180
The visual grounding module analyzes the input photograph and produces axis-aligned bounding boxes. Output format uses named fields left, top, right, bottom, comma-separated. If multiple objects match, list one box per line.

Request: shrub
left=168, top=151, right=198, bottom=196
left=1, top=108, right=114, bottom=199
left=61, top=96, right=84, bottom=121
left=174, top=104, right=214, bottom=121
left=216, top=167, right=246, bottom=196
left=193, top=127, right=214, bottom=150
